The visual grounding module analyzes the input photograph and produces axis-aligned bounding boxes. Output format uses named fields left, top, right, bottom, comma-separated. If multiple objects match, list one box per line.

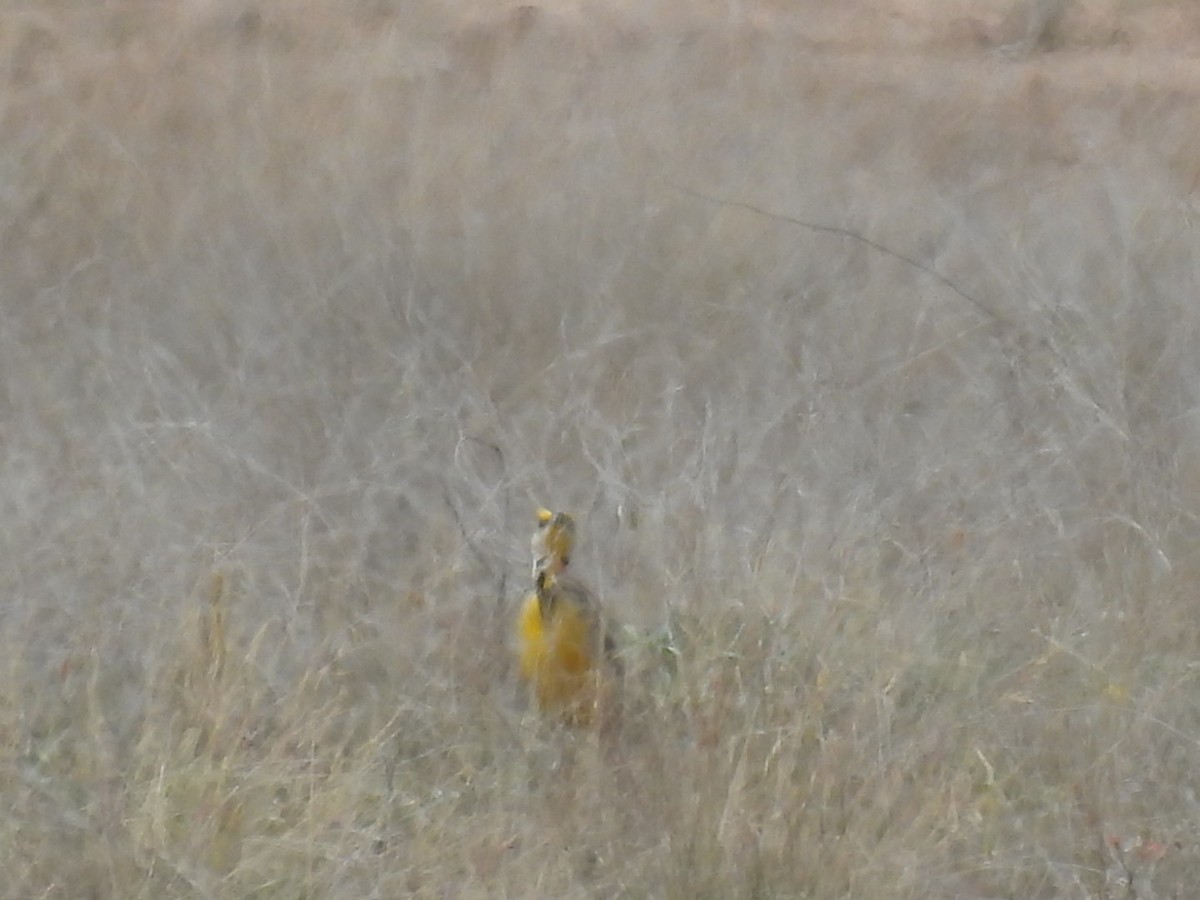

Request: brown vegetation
left=3, top=0, right=1200, bottom=896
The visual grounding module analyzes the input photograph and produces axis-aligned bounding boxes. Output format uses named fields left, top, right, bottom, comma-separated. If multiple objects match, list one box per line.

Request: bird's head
left=531, top=507, right=575, bottom=579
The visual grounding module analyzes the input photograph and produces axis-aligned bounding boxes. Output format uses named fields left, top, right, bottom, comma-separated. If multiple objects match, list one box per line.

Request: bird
left=517, top=509, right=619, bottom=727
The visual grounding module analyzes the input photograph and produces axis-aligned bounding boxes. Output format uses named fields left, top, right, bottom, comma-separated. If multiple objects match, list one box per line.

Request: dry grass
left=3, top=0, right=1200, bottom=896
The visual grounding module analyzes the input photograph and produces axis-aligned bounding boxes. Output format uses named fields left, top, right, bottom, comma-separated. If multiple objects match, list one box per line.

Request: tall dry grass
left=2, top=0, right=1200, bottom=896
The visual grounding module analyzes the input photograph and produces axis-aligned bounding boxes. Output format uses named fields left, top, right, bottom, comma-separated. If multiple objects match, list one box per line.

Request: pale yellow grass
left=2, top=0, right=1199, bottom=896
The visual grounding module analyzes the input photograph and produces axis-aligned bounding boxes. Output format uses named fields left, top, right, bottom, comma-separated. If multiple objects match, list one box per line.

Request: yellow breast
left=517, top=589, right=599, bottom=724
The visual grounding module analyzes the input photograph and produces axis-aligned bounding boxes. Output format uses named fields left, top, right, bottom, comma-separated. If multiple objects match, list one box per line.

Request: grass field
left=3, top=0, right=1200, bottom=896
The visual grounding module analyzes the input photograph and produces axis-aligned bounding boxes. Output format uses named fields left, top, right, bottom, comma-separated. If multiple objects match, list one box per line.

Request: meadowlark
left=517, top=509, right=619, bottom=727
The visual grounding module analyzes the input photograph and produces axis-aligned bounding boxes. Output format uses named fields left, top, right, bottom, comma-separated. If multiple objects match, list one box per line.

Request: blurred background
left=3, top=1, right=1199, bottom=896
